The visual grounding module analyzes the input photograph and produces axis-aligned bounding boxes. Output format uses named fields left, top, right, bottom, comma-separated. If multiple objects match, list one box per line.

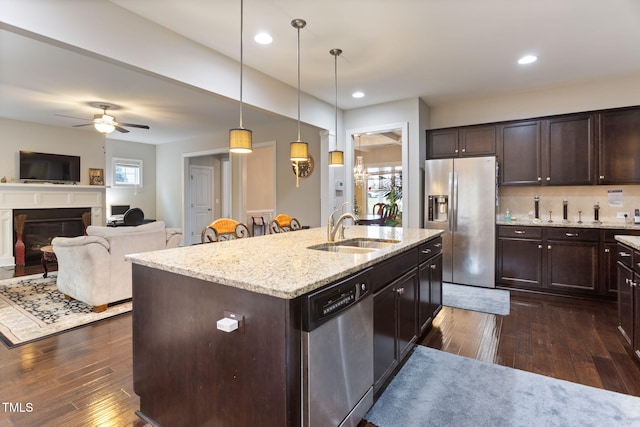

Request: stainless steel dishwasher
left=301, top=268, right=373, bottom=427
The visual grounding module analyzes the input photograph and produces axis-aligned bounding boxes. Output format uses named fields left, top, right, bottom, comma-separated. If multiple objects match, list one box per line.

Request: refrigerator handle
left=448, top=172, right=454, bottom=232
left=452, top=172, right=458, bottom=232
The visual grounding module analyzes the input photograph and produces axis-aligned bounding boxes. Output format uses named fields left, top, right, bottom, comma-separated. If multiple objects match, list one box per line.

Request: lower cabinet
left=372, top=237, right=443, bottom=394
left=616, top=243, right=640, bottom=363
left=497, top=225, right=608, bottom=297
left=418, top=252, right=443, bottom=335
left=373, top=269, right=418, bottom=393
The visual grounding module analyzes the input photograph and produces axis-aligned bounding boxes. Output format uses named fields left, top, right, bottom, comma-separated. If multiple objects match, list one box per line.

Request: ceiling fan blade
left=117, top=122, right=150, bottom=129
left=72, top=123, right=93, bottom=128
left=56, top=113, right=91, bottom=121
left=115, top=126, right=130, bottom=133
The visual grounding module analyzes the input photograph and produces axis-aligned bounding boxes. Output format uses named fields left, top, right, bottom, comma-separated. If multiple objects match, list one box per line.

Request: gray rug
left=443, top=282, right=510, bottom=315
left=365, top=346, right=640, bottom=427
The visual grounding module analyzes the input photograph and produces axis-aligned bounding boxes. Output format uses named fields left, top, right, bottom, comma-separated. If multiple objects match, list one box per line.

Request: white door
left=189, top=165, right=214, bottom=245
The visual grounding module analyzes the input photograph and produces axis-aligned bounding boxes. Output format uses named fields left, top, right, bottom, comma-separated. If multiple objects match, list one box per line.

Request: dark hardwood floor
left=2, top=264, right=639, bottom=426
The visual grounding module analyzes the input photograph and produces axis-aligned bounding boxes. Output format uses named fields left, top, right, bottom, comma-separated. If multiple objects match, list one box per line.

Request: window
left=112, top=158, right=143, bottom=187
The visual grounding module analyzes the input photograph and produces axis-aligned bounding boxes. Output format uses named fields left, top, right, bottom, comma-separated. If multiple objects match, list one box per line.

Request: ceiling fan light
left=328, top=150, right=344, bottom=167
left=94, top=114, right=116, bottom=134
left=290, top=141, right=308, bottom=161
left=229, top=128, right=253, bottom=153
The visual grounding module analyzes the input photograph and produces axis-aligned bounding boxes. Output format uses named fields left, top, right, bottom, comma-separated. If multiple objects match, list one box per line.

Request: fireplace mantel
left=0, top=183, right=106, bottom=266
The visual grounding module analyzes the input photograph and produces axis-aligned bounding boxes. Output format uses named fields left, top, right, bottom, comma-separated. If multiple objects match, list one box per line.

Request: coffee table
left=40, top=245, right=57, bottom=278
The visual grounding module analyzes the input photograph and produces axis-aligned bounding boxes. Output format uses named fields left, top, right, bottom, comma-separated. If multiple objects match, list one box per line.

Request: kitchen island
left=126, top=225, right=443, bottom=427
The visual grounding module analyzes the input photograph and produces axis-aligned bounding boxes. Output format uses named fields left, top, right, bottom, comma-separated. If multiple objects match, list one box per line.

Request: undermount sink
left=308, top=238, right=400, bottom=254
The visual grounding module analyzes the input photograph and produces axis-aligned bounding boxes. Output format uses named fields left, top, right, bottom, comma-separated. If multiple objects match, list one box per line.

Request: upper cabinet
left=498, top=120, right=541, bottom=186
left=427, top=124, right=496, bottom=159
left=543, top=114, right=596, bottom=186
left=599, top=108, right=640, bottom=184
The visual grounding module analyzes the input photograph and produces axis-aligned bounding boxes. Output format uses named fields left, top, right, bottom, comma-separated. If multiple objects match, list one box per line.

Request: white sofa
left=52, top=221, right=181, bottom=312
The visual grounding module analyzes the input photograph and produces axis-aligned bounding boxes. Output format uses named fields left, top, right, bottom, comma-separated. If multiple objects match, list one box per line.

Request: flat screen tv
left=19, top=151, right=81, bottom=183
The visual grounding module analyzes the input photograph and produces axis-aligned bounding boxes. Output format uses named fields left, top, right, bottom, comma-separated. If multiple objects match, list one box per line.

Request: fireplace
left=13, top=208, right=91, bottom=265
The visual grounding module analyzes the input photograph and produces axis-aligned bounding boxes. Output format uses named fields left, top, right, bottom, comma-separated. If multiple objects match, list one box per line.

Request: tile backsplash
left=498, top=185, right=640, bottom=224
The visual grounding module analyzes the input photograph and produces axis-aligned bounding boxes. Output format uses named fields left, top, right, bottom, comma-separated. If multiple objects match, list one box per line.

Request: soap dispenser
left=504, top=208, right=512, bottom=222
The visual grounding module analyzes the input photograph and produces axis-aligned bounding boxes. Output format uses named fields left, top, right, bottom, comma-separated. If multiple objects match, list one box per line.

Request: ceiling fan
left=57, top=103, right=150, bottom=134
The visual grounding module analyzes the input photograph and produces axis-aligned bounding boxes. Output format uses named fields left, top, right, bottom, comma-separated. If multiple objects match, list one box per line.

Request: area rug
left=0, top=273, right=131, bottom=347
left=443, top=282, right=510, bottom=315
left=365, top=346, right=640, bottom=427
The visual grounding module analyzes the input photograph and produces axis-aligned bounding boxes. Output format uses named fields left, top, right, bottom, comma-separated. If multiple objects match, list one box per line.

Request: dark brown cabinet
left=545, top=228, right=599, bottom=294
left=497, top=226, right=601, bottom=297
left=418, top=237, right=443, bottom=335
left=427, top=125, right=496, bottom=159
left=599, top=108, right=640, bottom=184
left=616, top=243, right=640, bottom=363
left=498, top=120, right=541, bottom=185
left=496, top=226, right=543, bottom=288
left=542, top=114, right=596, bottom=185
left=373, top=238, right=442, bottom=394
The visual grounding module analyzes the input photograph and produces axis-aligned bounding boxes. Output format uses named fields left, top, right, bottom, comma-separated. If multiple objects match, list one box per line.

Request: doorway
left=347, top=123, right=407, bottom=224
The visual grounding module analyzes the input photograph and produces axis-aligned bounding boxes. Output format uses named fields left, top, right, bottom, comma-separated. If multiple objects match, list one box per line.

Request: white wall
left=105, top=138, right=157, bottom=219
left=0, top=117, right=105, bottom=184
left=156, top=118, right=323, bottom=230
left=428, top=72, right=640, bottom=129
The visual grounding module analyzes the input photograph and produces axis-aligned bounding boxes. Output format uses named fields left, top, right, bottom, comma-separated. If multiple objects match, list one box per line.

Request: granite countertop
left=497, top=219, right=640, bottom=230
left=615, top=235, right=640, bottom=250
left=126, top=226, right=443, bottom=299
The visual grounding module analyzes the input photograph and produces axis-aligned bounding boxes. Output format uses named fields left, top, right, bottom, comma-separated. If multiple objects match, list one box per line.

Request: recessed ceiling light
left=352, top=91, right=365, bottom=98
left=254, top=32, right=273, bottom=45
left=518, top=55, right=538, bottom=65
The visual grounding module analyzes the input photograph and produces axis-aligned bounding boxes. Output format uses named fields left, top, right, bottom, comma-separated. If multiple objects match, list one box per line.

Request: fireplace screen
left=14, top=208, right=91, bottom=265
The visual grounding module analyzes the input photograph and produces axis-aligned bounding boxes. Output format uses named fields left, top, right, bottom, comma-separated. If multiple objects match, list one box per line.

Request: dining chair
left=379, top=204, right=399, bottom=226
left=201, top=218, right=251, bottom=243
left=372, top=202, right=386, bottom=215
left=269, top=214, right=302, bottom=233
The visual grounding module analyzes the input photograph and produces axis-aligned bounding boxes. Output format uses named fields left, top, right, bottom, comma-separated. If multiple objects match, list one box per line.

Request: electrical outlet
left=616, top=212, right=628, bottom=219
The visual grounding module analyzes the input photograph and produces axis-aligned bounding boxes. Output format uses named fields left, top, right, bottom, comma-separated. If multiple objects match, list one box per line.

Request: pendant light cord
left=239, top=0, right=245, bottom=129
left=296, top=23, right=301, bottom=141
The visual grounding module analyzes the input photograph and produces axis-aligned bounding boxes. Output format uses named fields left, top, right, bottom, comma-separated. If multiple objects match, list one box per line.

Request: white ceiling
left=2, top=0, right=640, bottom=144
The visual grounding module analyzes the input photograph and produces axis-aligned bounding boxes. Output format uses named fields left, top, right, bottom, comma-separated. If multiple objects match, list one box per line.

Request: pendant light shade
left=290, top=19, right=308, bottom=163
left=229, top=0, right=252, bottom=153
left=328, top=48, right=344, bottom=167
left=229, top=128, right=253, bottom=153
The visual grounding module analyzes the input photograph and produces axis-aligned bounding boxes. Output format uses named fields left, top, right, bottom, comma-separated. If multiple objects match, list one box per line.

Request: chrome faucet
left=327, top=203, right=358, bottom=242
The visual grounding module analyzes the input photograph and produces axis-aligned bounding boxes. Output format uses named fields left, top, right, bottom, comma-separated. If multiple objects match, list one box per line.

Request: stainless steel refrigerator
left=424, top=156, right=496, bottom=288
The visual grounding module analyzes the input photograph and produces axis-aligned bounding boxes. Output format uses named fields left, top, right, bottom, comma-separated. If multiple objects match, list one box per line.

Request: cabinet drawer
left=418, top=237, right=442, bottom=264
left=617, top=244, right=633, bottom=268
left=546, top=228, right=598, bottom=241
left=497, top=225, right=542, bottom=239
left=372, top=248, right=418, bottom=293
left=603, top=229, right=640, bottom=243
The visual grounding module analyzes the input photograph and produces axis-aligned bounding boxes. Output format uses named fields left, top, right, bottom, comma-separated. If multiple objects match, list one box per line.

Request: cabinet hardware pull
left=434, top=243, right=442, bottom=248
left=430, top=264, right=437, bottom=270
left=454, top=149, right=459, bottom=153
left=565, top=233, right=578, bottom=237
left=619, top=252, right=631, bottom=257
left=422, top=249, right=431, bottom=254
left=537, top=177, right=542, bottom=181
left=626, top=278, right=630, bottom=285
left=605, top=248, right=610, bottom=253
left=599, top=175, right=605, bottom=180
left=546, top=177, right=551, bottom=181
left=548, top=245, right=552, bottom=250
left=461, top=148, right=466, bottom=152
left=538, top=245, right=542, bottom=249
left=514, top=230, right=526, bottom=234
left=396, top=287, right=405, bottom=295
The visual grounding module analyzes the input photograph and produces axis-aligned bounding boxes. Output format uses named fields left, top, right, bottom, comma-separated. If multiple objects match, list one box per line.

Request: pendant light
left=328, top=48, right=344, bottom=167
left=229, top=0, right=253, bottom=153
left=290, top=19, right=308, bottom=187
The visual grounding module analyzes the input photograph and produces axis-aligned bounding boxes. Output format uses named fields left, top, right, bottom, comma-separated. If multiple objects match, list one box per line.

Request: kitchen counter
left=126, top=225, right=442, bottom=299
left=615, top=235, right=640, bottom=250
left=497, top=219, right=640, bottom=230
